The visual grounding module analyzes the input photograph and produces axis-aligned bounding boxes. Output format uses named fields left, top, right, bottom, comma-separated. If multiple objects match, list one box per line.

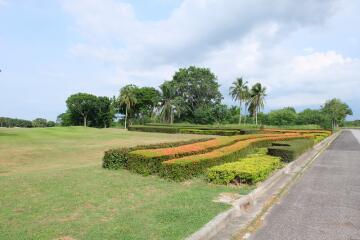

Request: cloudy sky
left=1, top=0, right=359, bottom=120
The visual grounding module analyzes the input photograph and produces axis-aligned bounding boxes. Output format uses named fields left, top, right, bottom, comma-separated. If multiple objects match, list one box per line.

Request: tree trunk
left=83, top=116, right=87, bottom=127
left=255, top=111, right=258, bottom=125
left=124, top=107, right=128, bottom=129
left=239, top=101, right=242, bottom=125
left=170, top=107, right=174, bottom=124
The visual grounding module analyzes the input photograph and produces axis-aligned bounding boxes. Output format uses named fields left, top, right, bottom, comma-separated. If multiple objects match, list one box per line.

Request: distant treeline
left=0, top=117, right=55, bottom=128
left=57, top=66, right=353, bottom=130
left=344, top=120, right=360, bottom=127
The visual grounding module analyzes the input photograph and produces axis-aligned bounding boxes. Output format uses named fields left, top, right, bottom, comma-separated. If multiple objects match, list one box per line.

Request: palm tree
left=229, top=77, right=249, bottom=124
left=118, top=85, right=137, bottom=129
left=159, top=82, right=181, bottom=124
left=247, top=83, right=266, bottom=125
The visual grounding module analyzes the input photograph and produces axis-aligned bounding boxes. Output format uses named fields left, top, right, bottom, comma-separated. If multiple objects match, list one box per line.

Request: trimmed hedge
left=102, top=138, right=211, bottom=170
left=128, top=125, right=179, bottom=133
left=267, top=138, right=315, bottom=162
left=207, top=153, right=282, bottom=185
left=127, top=134, right=271, bottom=175
left=160, top=134, right=309, bottom=181
left=128, top=125, right=260, bottom=136
left=178, top=129, right=240, bottom=136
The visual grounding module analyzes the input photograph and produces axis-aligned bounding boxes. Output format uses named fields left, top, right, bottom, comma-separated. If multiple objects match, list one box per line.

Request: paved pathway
left=249, top=130, right=360, bottom=240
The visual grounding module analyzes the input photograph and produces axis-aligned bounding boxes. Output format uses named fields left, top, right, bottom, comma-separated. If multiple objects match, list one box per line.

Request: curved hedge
left=160, top=133, right=311, bottom=181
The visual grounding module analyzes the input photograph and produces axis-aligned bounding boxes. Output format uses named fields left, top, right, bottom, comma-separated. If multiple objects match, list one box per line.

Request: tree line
left=0, top=117, right=55, bottom=128
left=56, top=66, right=352, bottom=129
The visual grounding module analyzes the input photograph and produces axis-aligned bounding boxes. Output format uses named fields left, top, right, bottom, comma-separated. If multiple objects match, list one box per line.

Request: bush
left=128, top=125, right=179, bottom=133
left=179, top=129, right=240, bottom=135
left=207, top=154, right=282, bottom=185
left=160, top=134, right=309, bottom=181
left=102, top=138, right=210, bottom=170
left=267, top=138, right=315, bottom=162
left=127, top=134, right=270, bottom=175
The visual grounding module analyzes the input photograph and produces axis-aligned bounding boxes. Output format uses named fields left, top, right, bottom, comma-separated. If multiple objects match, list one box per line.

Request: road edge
left=186, top=131, right=341, bottom=240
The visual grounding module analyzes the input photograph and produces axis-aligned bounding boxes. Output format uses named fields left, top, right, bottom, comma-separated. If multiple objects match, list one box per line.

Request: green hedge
left=128, top=125, right=259, bottom=135
left=128, top=125, right=179, bottom=133
left=178, top=129, right=240, bottom=135
left=159, top=140, right=274, bottom=181
left=102, top=138, right=210, bottom=170
left=207, top=153, right=282, bottom=185
left=267, top=138, right=315, bottom=162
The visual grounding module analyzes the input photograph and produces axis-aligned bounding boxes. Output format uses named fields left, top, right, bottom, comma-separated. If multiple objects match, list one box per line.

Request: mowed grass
left=0, top=127, right=249, bottom=240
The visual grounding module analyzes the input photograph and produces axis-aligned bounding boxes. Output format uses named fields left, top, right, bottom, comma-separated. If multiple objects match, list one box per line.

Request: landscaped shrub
left=127, top=134, right=270, bottom=175
left=207, top=154, right=282, bottom=185
left=102, top=138, right=210, bottom=170
left=160, top=134, right=308, bottom=181
left=267, top=138, right=315, bottom=162
left=179, top=129, right=240, bottom=135
left=128, top=125, right=180, bottom=133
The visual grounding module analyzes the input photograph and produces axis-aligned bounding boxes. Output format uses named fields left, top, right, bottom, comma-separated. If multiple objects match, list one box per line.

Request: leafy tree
left=158, top=81, right=183, bottom=124
left=96, top=96, right=114, bottom=128
left=297, top=109, right=324, bottom=125
left=321, top=98, right=352, bottom=129
left=247, top=83, right=267, bottom=125
left=32, top=118, right=47, bottom=128
left=133, top=87, right=161, bottom=122
left=0, top=117, right=32, bottom=128
left=46, top=121, right=56, bottom=127
left=268, top=107, right=297, bottom=126
left=118, top=85, right=137, bottom=129
left=229, top=77, right=249, bottom=124
left=57, top=112, right=72, bottom=126
left=66, top=93, right=98, bottom=127
left=167, top=66, right=222, bottom=122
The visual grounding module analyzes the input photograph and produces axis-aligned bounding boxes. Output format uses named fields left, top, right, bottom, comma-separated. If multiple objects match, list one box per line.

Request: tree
left=66, top=93, right=98, bottom=127
left=32, top=118, right=47, bottom=128
left=133, top=87, right=161, bottom=123
left=297, top=109, right=324, bottom=125
left=158, top=81, right=183, bottom=124
left=118, top=85, right=137, bottom=129
left=229, top=77, right=249, bottom=124
left=247, top=83, right=267, bottom=125
left=166, top=66, right=222, bottom=122
left=268, top=107, right=297, bottom=126
left=321, top=98, right=352, bottom=129
left=96, top=96, right=114, bottom=128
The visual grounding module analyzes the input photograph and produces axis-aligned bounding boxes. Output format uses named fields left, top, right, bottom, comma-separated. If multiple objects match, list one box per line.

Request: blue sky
left=1, top=0, right=359, bottom=121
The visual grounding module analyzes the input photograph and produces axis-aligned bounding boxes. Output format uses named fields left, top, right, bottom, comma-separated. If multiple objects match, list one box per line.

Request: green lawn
left=0, top=127, right=249, bottom=240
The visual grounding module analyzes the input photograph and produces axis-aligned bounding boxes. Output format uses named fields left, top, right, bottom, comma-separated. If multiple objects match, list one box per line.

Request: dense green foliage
left=0, top=117, right=56, bottom=128
left=344, top=120, right=360, bottom=127
left=59, top=93, right=115, bottom=128
left=0, top=117, right=32, bottom=128
left=103, top=138, right=210, bottom=170
left=267, top=138, right=315, bottom=162
left=207, top=150, right=282, bottom=185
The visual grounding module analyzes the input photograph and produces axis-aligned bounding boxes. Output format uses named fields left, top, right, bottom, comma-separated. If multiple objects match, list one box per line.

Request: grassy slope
left=0, top=127, right=249, bottom=240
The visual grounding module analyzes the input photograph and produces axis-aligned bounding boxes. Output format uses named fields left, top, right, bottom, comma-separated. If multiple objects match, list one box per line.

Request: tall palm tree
left=229, top=77, right=249, bottom=124
left=118, top=85, right=137, bottom=129
left=247, top=83, right=266, bottom=125
left=159, top=82, right=181, bottom=124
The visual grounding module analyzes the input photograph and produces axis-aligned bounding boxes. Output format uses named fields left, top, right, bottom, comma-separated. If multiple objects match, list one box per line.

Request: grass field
left=0, top=127, right=250, bottom=240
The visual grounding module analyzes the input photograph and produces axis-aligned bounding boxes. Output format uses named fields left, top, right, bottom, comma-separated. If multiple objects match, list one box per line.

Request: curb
left=186, top=131, right=341, bottom=240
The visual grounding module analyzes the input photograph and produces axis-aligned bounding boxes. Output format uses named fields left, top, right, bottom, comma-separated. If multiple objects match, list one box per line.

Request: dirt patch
left=213, top=192, right=241, bottom=205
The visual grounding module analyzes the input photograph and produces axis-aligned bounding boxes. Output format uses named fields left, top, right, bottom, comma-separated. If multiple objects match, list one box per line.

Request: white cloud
left=60, top=0, right=360, bottom=112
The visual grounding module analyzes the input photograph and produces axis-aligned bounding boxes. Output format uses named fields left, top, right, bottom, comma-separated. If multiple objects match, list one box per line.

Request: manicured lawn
left=0, top=127, right=249, bottom=240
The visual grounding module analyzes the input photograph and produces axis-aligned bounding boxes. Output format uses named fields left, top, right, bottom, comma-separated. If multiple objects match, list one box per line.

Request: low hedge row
left=127, top=134, right=271, bottom=175
left=160, top=134, right=309, bottom=181
left=207, top=152, right=282, bottom=185
left=102, top=138, right=211, bottom=170
left=267, top=138, right=315, bottom=162
left=178, top=129, right=240, bottom=135
left=128, top=125, right=259, bottom=135
left=128, top=125, right=179, bottom=133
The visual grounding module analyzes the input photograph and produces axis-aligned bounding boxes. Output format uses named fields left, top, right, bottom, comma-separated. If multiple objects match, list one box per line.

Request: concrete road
left=249, top=130, right=360, bottom=240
